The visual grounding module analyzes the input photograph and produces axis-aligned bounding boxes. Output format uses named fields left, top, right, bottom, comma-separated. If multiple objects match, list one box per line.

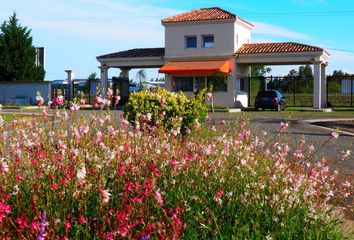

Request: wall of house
left=234, top=21, right=252, bottom=52
left=0, top=82, right=52, bottom=105
left=164, top=21, right=235, bottom=58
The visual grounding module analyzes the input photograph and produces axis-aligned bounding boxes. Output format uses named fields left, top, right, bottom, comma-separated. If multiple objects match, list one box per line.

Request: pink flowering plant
left=0, top=95, right=352, bottom=238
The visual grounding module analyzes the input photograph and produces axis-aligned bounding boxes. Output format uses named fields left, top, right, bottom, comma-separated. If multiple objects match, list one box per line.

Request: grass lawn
left=0, top=113, right=23, bottom=122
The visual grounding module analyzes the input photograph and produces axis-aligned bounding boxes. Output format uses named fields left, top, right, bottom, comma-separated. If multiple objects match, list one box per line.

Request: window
left=185, top=36, right=197, bottom=48
left=202, top=35, right=214, bottom=48
left=236, top=77, right=245, bottom=92
left=207, top=74, right=227, bottom=92
left=194, top=77, right=206, bottom=91
left=173, top=77, right=193, bottom=91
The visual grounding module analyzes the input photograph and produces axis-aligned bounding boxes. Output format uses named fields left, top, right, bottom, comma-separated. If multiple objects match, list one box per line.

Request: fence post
left=351, top=78, right=353, bottom=107
left=293, top=77, right=296, bottom=107
left=248, top=77, right=251, bottom=107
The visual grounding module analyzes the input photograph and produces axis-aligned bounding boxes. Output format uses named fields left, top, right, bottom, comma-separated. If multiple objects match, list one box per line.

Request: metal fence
left=327, top=76, right=354, bottom=107
left=248, top=76, right=354, bottom=107
left=248, top=76, right=314, bottom=107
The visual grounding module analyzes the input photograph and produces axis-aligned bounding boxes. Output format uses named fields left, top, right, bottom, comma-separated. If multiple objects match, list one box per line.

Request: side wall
left=0, top=82, right=52, bottom=105
left=165, top=21, right=235, bottom=58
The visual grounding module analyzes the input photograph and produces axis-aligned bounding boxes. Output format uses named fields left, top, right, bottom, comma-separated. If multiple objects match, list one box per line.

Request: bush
left=124, top=88, right=208, bottom=133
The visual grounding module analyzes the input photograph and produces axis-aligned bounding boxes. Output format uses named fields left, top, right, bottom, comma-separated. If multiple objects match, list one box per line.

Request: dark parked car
left=254, top=90, right=286, bottom=111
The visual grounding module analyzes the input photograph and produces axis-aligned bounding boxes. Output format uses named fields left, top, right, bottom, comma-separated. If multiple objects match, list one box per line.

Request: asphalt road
left=211, top=111, right=354, bottom=179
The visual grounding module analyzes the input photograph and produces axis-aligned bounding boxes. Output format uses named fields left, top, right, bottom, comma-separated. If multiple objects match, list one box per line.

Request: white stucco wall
left=234, top=21, right=252, bottom=52
left=164, top=21, right=235, bottom=58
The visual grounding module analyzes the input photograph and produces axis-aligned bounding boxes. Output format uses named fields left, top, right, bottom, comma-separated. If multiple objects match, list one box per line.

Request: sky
left=1, top=0, right=354, bottom=81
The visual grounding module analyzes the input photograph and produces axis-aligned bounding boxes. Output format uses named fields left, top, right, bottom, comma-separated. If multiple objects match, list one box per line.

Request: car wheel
left=254, top=107, right=258, bottom=111
left=262, top=108, right=265, bottom=111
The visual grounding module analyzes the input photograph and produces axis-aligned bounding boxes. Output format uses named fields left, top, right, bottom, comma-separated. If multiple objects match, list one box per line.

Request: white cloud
left=326, top=50, right=354, bottom=74
left=252, top=21, right=310, bottom=40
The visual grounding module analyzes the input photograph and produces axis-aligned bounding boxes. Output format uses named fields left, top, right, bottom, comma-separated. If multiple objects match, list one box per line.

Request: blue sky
left=1, top=0, right=354, bottom=80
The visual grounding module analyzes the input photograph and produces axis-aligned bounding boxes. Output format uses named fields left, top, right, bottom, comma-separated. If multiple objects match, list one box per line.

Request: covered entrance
left=236, top=42, right=330, bottom=109
left=96, top=47, right=165, bottom=100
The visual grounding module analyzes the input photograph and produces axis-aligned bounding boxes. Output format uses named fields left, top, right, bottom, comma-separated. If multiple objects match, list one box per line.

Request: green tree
left=251, top=65, right=272, bottom=77
left=331, top=70, right=354, bottom=77
left=0, top=13, right=45, bottom=81
left=83, top=72, right=98, bottom=93
left=136, top=69, right=147, bottom=87
left=287, top=69, right=298, bottom=77
left=298, top=64, right=313, bottom=78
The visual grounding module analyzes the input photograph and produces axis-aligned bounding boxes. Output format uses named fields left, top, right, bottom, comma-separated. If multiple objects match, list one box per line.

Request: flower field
left=0, top=100, right=353, bottom=239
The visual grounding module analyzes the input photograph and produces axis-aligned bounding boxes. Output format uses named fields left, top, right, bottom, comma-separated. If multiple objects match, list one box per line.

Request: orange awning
left=159, top=60, right=231, bottom=76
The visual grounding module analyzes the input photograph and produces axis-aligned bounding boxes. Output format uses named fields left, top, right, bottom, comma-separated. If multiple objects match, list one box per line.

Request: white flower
left=77, top=165, right=86, bottom=181
left=100, top=188, right=111, bottom=203
left=0, top=116, right=4, bottom=127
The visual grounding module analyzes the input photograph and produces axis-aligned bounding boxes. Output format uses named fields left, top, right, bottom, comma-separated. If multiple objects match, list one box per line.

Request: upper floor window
left=202, top=35, right=214, bottom=48
left=185, top=36, right=197, bottom=48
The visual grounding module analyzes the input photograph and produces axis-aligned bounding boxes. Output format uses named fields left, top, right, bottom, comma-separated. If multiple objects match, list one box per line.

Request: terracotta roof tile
left=162, top=7, right=253, bottom=26
left=97, top=48, right=165, bottom=59
left=236, top=42, right=325, bottom=54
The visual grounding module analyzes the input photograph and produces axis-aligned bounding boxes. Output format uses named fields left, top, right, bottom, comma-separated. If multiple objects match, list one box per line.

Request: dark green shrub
left=124, top=88, right=208, bottom=132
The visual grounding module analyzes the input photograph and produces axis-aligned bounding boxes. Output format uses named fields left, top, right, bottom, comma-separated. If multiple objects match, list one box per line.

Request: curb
left=298, top=118, right=354, bottom=137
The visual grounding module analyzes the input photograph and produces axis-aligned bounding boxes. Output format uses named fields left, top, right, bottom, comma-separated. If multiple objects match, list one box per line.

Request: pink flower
left=280, top=122, right=289, bottom=132
left=0, top=202, right=11, bottom=222
left=155, top=189, right=164, bottom=206
left=50, top=184, right=60, bottom=190
left=54, top=95, right=64, bottom=106
left=330, top=132, right=339, bottom=140
left=64, top=221, right=71, bottom=232
left=78, top=216, right=86, bottom=224
left=107, top=89, right=113, bottom=99
left=115, top=96, right=121, bottom=106
left=206, top=92, right=213, bottom=101
left=42, top=109, right=48, bottom=118
left=36, top=96, right=44, bottom=107
left=100, top=188, right=111, bottom=203
left=215, top=189, right=224, bottom=198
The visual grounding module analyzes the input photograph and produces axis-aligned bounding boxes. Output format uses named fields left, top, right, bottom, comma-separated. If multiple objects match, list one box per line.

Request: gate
left=248, top=76, right=314, bottom=107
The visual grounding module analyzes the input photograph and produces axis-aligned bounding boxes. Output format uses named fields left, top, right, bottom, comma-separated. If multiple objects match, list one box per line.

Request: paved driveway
left=211, top=111, right=354, bottom=178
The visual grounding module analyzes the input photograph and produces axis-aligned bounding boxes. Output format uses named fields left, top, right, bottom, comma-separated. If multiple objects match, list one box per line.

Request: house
left=97, top=7, right=329, bottom=109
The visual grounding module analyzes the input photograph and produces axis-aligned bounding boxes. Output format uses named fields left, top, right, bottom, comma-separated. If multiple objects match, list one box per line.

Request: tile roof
left=236, top=42, right=325, bottom=54
left=162, top=7, right=253, bottom=26
left=97, top=48, right=165, bottom=59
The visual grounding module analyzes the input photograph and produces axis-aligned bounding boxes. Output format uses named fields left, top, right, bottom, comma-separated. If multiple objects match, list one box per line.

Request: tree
left=0, top=13, right=45, bottom=81
left=298, top=64, right=313, bottom=78
left=331, top=70, right=354, bottom=77
left=287, top=69, right=298, bottom=77
left=83, top=72, right=98, bottom=93
left=251, top=65, right=272, bottom=77
left=136, top=69, right=147, bottom=87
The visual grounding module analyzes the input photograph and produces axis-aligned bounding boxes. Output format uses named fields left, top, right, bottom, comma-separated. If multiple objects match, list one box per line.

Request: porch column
left=99, top=65, right=109, bottom=95
left=119, top=68, right=131, bottom=102
left=313, top=62, right=322, bottom=109
left=321, top=64, right=327, bottom=108
left=65, top=70, right=74, bottom=101
left=120, top=67, right=130, bottom=79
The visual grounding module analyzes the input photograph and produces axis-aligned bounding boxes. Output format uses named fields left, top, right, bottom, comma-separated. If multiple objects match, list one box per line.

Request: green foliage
left=298, top=64, right=313, bottom=78
left=83, top=72, right=98, bottom=93
left=124, top=87, right=208, bottom=132
left=251, top=65, right=272, bottom=77
left=0, top=13, right=45, bottom=81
